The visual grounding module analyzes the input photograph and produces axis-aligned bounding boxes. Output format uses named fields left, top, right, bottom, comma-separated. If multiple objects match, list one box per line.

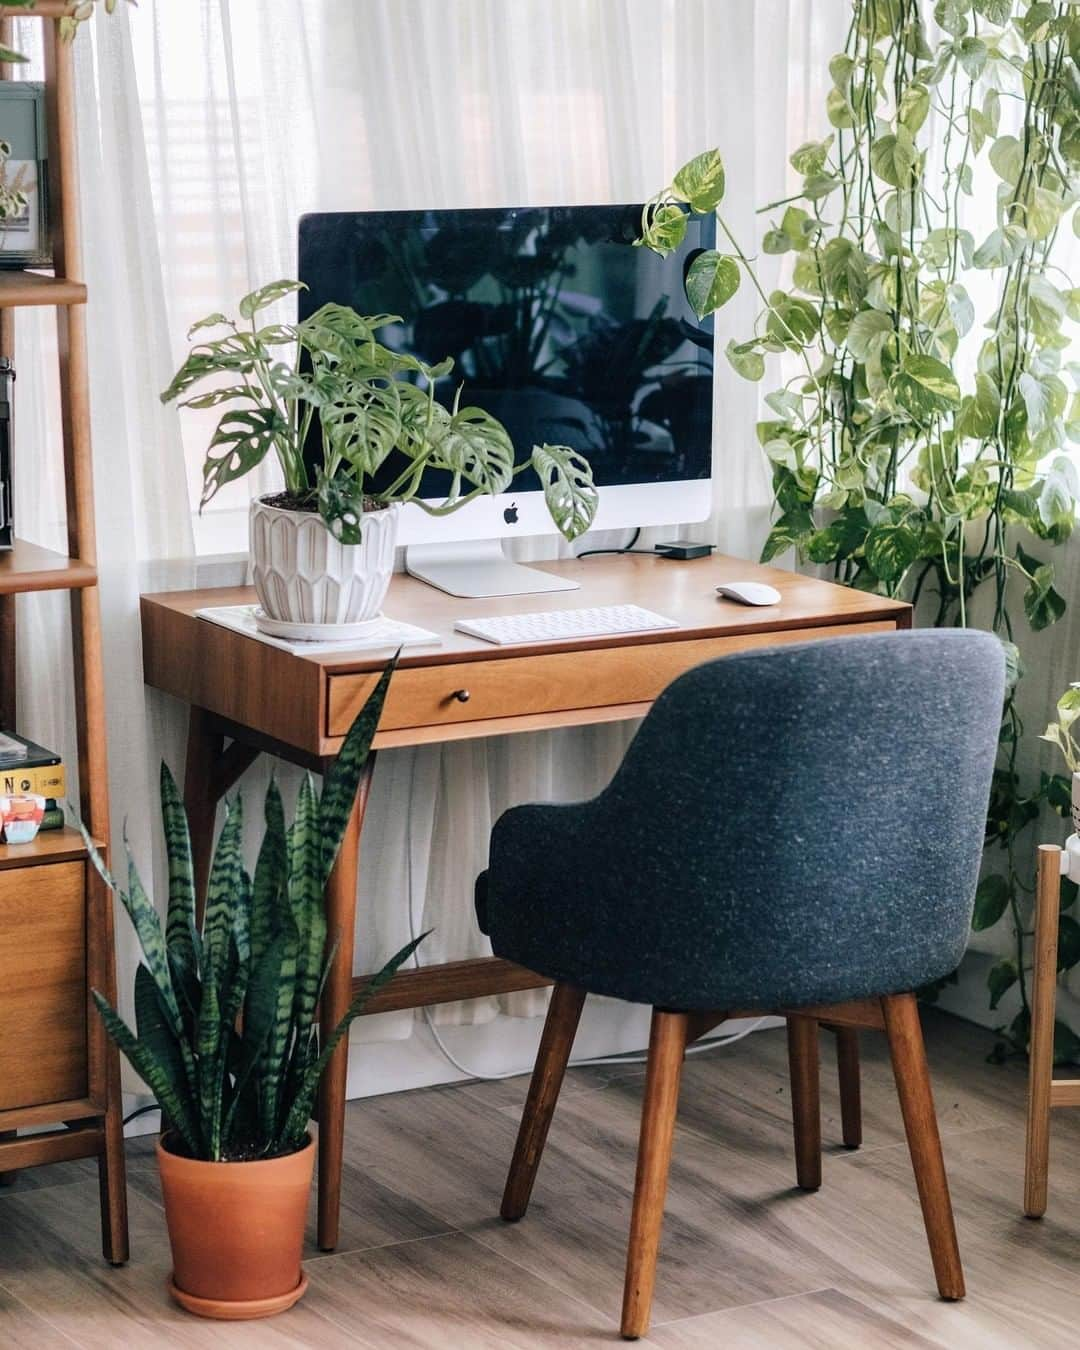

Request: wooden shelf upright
left=0, top=5, right=128, bottom=1262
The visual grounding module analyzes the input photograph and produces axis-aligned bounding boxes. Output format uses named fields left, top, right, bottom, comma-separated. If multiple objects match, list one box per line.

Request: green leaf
left=160, top=763, right=197, bottom=976
left=671, top=148, right=726, bottom=213
left=429, top=406, right=515, bottom=499
left=972, top=224, right=1026, bottom=269
left=238, top=279, right=305, bottom=321
left=973, top=0, right=1010, bottom=24
left=760, top=511, right=811, bottom=563
left=988, top=134, right=1023, bottom=184
left=1017, top=2, right=1054, bottom=44
left=120, top=845, right=184, bottom=1041
left=971, top=873, right=1009, bottom=931
left=935, top=0, right=969, bottom=38
left=1037, top=456, right=1078, bottom=541
left=1022, top=557, right=1067, bottom=632
left=845, top=309, right=894, bottom=361
left=1058, top=916, right=1080, bottom=972
left=956, top=36, right=987, bottom=78
left=945, top=283, right=975, bottom=338
left=319, top=657, right=397, bottom=887
left=1053, top=1019, right=1080, bottom=1068
left=316, top=471, right=366, bottom=546
left=186, top=312, right=230, bottom=339
left=201, top=408, right=285, bottom=507
left=725, top=339, right=765, bottom=381
left=870, top=129, right=920, bottom=188
left=202, top=797, right=244, bottom=987
left=790, top=138, right=833, bottom=176
left=275, top=936, right=427, bottom=1154
left=864, top=522, right=921, bottom=582
left=987, top=957, right=1018, bottom=1011
left=638, top=202, right=688, bottom=257
left=93, top=992, right=200, bottom=1156
left=898, top=82, right=930, bottom=133
left=892, top=355, right=962, bottom=417
left=531, top=443, right=599, bottom=542
left=683, top=250, right=740, bottom=320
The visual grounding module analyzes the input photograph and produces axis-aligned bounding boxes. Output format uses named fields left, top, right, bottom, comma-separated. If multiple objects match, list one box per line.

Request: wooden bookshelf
left=0, top=11, right=128, bottom=1261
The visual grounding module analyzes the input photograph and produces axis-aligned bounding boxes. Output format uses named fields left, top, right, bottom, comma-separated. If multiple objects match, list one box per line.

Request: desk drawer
left=327, top=621, right=896, bottom=739
left=0, top=861, right=87, bottom=1111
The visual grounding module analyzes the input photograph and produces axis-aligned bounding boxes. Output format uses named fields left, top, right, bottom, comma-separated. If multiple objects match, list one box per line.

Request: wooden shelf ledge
left=0, top=3, right=75, bottom=17
left=0, top=539, right=96, bottom=594
left=0, top=825, right=93, bottom=871
left=0, top=271, right=86, bottom=308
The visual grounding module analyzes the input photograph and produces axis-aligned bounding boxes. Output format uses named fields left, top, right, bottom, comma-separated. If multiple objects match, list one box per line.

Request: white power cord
left=401, top=753, right=770, bottom=1082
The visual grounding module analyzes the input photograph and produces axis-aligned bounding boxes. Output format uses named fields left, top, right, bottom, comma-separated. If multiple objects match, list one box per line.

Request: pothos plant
left=0, top=0, right=133, bottom=64
left=639, top=0, right=1080, bottom=1057
left=160, top=280, right=598, bottom=546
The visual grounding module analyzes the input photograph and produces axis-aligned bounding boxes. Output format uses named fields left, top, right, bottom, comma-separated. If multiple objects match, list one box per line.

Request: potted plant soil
left=160, top=281, right=599, bottom=633
left=90, top=662, right=421, bottom=1319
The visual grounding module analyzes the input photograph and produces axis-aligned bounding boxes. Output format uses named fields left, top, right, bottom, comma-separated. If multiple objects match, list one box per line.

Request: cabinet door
left=0, top=861, right=87, bottom=1110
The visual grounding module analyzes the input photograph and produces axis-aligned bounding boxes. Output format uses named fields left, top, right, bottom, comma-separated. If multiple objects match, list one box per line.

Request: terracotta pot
left=249, top=496, right=400, bottom=625
left=156, top=1133, right=314, bottom=1320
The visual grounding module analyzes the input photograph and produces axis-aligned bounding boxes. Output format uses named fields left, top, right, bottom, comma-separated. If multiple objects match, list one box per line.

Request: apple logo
left=503, top=502, right=519, bottom=525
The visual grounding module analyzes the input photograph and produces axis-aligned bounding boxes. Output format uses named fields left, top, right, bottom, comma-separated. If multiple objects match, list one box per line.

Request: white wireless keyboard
left=454, top=604, right=678, bottom=646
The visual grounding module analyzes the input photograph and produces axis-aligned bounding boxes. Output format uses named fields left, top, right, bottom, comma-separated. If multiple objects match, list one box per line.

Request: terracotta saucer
left=167, top=1272, right=309, bottom=1320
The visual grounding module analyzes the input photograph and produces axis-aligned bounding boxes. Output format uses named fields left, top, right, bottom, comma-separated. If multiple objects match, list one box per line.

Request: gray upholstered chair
left=475, top=630, right=1004, bottom=1340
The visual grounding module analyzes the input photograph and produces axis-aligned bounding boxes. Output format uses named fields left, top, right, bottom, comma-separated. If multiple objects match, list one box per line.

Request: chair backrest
left=587, top=629, right=1004, bottom=1009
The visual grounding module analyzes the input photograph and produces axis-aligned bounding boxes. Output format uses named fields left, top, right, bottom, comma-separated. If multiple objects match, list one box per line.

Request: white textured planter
left=249, top=498, right=399, bottom=626
left=1072, top=771, right=1080, bottom=838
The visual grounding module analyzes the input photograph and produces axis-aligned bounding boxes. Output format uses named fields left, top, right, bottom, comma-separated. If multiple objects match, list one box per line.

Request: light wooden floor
left=2, top=1009, right=1079, bottom=1348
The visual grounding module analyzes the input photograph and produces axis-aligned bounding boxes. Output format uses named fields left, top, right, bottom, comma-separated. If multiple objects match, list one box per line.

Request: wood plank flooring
left=1, top=1009, right=1079, bottom=1347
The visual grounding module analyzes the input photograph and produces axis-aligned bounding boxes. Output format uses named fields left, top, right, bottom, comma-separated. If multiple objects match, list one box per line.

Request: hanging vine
left=641, top=0, right=1080, bottom=1057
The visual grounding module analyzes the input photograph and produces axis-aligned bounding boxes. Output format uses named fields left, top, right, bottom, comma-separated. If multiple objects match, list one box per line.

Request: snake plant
left=90, top=659, right=422, bottom=1162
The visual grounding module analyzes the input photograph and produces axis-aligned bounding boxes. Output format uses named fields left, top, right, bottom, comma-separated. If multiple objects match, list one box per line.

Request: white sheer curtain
left=17, top=1, right=840, bottom=1099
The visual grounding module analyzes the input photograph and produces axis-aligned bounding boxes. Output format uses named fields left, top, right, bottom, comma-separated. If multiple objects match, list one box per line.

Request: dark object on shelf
left=0, top=729, right=64, bottom=798
left=654, top=540, right=714, bottom=560
left=0, top=83, right=49, bottom=269
left=0, top=358, right=12, bottom=550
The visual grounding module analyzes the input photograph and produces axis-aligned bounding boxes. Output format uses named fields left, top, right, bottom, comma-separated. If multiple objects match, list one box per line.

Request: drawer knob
left=451, top=688, right=471, bottom=704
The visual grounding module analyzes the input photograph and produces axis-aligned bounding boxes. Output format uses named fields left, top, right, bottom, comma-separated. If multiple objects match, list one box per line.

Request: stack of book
left=0, top=731, right=65, bottom=831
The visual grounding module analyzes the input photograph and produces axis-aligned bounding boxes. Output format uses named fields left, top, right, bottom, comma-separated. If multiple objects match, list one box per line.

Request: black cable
left=576, top=527, right=653, bottom=559
left=122, top=1103, right=160, bottom=1127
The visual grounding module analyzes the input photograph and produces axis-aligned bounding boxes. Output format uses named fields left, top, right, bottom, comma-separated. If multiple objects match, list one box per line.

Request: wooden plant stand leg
left=501, top=982, right=586, bottom=1221
left=881, top=993, right=964, bottom=1300
left=621, top=1009, right=687, bottom=1341
left=317, top=757, right=374, bottom=1252
left=831, top=1025, right=862, bottom=1149
left=1025, top=844, right=1062, bottom=1219
left=786, top=1016, right=822, bottom=1190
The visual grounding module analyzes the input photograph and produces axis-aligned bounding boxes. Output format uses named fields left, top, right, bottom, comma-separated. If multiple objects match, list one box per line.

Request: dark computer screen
left=298, top=205, right=715, bottom=498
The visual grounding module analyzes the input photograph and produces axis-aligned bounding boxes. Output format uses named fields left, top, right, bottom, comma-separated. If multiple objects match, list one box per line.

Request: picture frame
left=0, top=83, right=49, bottom=269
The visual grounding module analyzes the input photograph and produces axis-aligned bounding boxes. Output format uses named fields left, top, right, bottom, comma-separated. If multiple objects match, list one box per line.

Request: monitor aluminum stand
left=405, top=540, right=579, bottom=598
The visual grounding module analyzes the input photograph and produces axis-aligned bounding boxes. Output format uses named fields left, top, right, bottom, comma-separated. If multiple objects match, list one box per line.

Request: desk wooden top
left=141, top=554, right=909, bottom=757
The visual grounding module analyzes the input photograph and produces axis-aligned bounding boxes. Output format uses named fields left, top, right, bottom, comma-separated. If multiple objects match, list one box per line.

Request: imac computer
left=298, top=205, right=715, bottom=597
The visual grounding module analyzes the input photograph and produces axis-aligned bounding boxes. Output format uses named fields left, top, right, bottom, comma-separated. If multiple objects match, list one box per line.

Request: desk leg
left=184, top=707, right=224, bottom=917
left=317, top=755, right=376, bottom=1252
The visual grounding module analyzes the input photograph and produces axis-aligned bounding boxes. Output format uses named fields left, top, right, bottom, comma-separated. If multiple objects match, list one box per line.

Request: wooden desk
left=141, top=553, right=909, bottom=1248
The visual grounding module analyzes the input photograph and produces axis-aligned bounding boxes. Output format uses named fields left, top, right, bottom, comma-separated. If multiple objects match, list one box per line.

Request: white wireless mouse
left=716, top=580, right=782, bottom=607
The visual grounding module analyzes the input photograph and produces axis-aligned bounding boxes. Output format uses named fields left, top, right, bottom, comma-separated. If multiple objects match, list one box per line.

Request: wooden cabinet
left=0, top=860, right=87, bottom=1110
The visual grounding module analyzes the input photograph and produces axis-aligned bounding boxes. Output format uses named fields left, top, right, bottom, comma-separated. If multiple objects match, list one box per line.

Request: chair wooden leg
left=1025, top=845, right=1062, bottom=1219
left=501, top=982, right=586, bottom=1222
left=786, top=1016, right=821, bottom=1190
left=881, top=993, right=964, bottom=1300
left=833, top=1025, right=862, bottom=1149
left=621, top=1009, right=687, bottom=1341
